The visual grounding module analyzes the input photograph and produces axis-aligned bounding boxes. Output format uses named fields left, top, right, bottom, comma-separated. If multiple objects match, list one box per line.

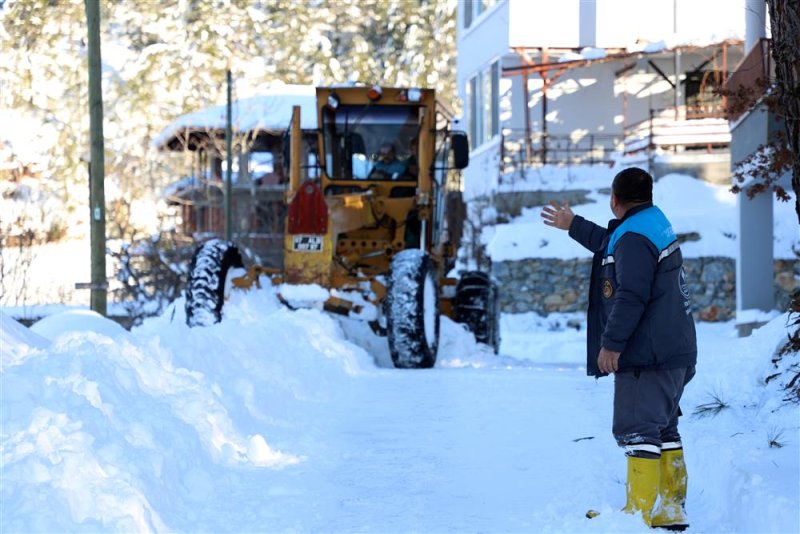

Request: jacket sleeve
left=601, top=233, right=657, bottom=353
left=568, top=215, right=606, bottom=253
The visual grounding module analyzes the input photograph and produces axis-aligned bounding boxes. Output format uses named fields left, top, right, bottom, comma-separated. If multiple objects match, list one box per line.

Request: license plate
left=292, top=235, right=324, bottom=252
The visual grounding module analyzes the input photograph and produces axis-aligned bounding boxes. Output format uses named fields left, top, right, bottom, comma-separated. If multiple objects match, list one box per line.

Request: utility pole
left=84, top=0, right=107, bottom=315
left=225, top=68, right=233, bottom=241
left=673, top=0, right=682, bottom=118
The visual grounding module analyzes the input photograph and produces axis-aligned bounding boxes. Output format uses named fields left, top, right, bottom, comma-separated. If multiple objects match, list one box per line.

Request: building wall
left=457, top=1, right=509, bottom=95
left=459, top=0, right=746, bottom=150
left=456, top=0, right=747, bottom=212
left=507, top=0, right=745, bottom=49
left=492, top=257, right=799, bottom=321
left=521, top=63, right=621, bottom=139
left=508, top=0, right=582, bottom=49
left=463, top=138, right=502, bottom=201
left=512, top=49, right=735, bottom=143
left=457, top=1, right=509, bottom=200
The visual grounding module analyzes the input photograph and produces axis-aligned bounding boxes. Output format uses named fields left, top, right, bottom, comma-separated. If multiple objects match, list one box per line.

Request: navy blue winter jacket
left=568, top=203, right=697, bottom=377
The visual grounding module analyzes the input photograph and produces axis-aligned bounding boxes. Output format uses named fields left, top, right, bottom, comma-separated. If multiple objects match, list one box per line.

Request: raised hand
left=540, top=200, right=575, bottom=231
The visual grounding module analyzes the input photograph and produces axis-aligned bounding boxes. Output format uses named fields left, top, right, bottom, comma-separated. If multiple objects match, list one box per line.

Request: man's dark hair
left=379, top=142, right=396, bottom=157
left=612, top=167, right=653, bottom=203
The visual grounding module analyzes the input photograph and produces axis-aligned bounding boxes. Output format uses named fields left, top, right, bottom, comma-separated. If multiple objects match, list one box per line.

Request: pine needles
left=693, top=391, right=731, bottom=418
left=767, top=427, right=786, bottom=449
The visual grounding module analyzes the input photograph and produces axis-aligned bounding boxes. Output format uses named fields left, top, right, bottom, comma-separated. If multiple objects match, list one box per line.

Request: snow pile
left=0, top=311, right=50, bottom=369
left=489, top=171, right=799, bottom=261
left=1, top=285, right=373, bottom=531
left=681, top=317, right=799, bottom=532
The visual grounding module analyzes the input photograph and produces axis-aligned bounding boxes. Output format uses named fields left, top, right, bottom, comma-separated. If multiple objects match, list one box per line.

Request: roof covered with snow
left=154, top=84, right=317, bottom=151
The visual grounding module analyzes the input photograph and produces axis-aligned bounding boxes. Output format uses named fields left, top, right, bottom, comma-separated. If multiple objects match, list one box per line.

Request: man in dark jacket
left=541, top=167, right=696, bottom=530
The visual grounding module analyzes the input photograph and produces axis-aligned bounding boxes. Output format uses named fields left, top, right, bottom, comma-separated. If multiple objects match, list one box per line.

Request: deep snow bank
left=1, top=285, right=376, bottom=531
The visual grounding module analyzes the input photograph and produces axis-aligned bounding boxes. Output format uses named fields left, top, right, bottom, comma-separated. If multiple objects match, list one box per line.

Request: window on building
left=684, top=70, right=726, bottom=119
left=483, top=68, right=493, bottom=143
left=490, top=60, right=500, bottom=138
left=479, top=0, right=497, bottom=15
left=466, top=59, right=500, bottom=150
left=467, top=75, right=480, bottom=146
left=463, top=0, right=498, bottom=29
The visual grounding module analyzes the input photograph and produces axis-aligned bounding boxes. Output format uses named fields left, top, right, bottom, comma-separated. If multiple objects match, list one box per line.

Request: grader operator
left=184, top=86, right=499, bottom=368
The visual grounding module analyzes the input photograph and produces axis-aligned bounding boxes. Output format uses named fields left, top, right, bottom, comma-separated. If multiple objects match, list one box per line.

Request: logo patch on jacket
left=602, top=279, right=614, bottom=299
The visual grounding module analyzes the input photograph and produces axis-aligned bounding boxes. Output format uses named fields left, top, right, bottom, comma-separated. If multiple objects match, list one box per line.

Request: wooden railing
left=623, top=106, right=730, bottom=155
left=722, top=38, right=773, bottom=121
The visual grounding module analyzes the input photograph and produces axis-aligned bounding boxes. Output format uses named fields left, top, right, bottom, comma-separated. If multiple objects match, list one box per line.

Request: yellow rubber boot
left=651, top=448, right=689, bottom=530
left=623, top=456, right=660, bottom=526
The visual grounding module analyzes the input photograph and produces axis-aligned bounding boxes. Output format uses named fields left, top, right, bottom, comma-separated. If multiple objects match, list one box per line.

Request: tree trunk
left=767, top=0, right=800, bottom=223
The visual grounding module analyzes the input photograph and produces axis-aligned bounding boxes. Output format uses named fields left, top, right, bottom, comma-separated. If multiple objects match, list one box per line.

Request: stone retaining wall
left=492, top=257, right=799, bottom=321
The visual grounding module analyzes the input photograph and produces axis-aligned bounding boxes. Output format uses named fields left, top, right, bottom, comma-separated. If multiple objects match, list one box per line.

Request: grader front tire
left=185, top=239, right=244, bottom=327
left=386, top=250, right=440, bottom=369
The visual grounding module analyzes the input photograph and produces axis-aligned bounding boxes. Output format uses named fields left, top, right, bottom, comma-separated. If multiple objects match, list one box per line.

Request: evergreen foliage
left=0, top=0, right=458, bottom=225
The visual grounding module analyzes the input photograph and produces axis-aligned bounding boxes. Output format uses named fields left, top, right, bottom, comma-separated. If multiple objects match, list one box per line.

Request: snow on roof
left=153, top=84, right=317, bottom=150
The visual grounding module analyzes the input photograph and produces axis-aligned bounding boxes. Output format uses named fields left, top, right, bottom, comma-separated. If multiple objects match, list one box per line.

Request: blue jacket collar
left=620, top=201, right=654, bottom=222
left=606, top=201, right=653, bottom=233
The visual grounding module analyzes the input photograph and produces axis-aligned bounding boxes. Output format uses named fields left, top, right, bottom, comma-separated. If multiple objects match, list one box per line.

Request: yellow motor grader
left=184, top=86, right=499, bottom=368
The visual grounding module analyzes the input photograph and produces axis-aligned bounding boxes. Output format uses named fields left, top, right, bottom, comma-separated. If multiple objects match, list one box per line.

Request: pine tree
left=1, top=0, right=458, bottom=238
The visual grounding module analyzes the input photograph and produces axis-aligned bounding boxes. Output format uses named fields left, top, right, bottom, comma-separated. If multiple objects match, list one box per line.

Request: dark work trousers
left=612, top=366, right=696, bottom=457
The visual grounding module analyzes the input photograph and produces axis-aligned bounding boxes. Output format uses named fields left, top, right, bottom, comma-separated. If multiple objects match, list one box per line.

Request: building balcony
left=722, top=38, right=773, bottom=122
left=623, top=105, right=730, bottom=155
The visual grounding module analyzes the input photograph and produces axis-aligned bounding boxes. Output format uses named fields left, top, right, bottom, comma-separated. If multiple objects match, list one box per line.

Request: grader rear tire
left=386, top=249, right=440, bottom=369
left=455, top=271, right=501, bottom=354
left=185, top=239, right=244, bottom=327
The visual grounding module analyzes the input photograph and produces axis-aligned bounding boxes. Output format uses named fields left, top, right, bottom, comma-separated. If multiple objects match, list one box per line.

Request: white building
left=456, top=0, right=747, bottom=199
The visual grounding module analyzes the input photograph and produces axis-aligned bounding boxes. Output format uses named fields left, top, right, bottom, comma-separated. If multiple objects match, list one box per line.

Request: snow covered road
left=252, top=369, right=610, bottom=533
left=2, top=286, right=798, bottom=532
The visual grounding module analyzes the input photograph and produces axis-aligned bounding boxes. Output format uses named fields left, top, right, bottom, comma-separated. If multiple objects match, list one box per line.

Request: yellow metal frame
left=244, top=87, right=462, bottom=319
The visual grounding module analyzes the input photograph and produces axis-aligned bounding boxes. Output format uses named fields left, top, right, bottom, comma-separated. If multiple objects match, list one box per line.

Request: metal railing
left=500, top=130, right=621, bottom=175
left=499, top=104, right=732, bottom=179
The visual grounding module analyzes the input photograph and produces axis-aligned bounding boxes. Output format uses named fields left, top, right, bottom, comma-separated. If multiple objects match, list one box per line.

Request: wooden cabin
left=155, top=85, right=319, bottom=267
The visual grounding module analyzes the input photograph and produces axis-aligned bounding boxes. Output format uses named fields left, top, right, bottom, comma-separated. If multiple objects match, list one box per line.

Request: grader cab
left=184, top=86, right=499, bottom=367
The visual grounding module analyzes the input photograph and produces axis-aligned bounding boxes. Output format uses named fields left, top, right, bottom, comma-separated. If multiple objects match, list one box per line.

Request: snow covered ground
left=490, top=169, right=799, bottom=262
left=2, top=283, right=798, bottom=533
left=4, top=166, right=797, bottom=314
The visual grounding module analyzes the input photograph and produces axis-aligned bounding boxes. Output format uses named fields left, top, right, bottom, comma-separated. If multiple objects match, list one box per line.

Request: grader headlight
left=367, top=85, right=383, bottom=101
left=327, top=93, right=340, bottom=110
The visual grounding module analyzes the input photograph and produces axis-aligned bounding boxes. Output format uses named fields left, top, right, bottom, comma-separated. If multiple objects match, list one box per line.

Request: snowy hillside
left=489, top=170, right=799, bottom=262
left=2, top=283, right=798, bottom=533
